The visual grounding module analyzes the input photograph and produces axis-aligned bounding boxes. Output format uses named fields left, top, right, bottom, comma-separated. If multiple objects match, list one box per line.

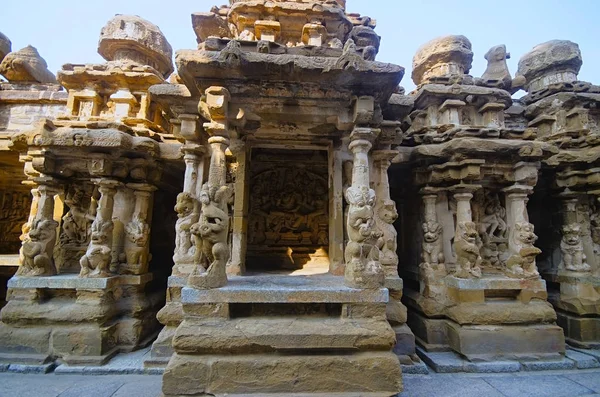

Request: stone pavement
left=1, top=368, right=600, bottom=397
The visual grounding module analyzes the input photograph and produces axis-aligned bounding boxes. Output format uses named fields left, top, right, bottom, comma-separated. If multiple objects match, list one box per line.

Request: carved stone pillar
left=173, top=146, right=204, bottom=277
left=420, top=190, right=446, bottom=276
left=123, top=183, right=156, bottom=275
left=344, top=127, right=384, bottom=289
left=80, top=179, right=120, bottom=278
left=373, top=150, right=399, bottom=279
left=503, top=184, right=541, bottom=279
left=228, top=139, right=249, bottom=276
left=189, top=87, right=232, bottom=289
left=559, top=194, right=591, bottom=273
left=450, top=186, right=482, bottom=279
left=16, top=181, right=60, bottom=277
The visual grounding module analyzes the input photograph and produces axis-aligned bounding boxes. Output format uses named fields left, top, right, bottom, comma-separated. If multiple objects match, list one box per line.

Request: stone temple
left=0, top=1, right=599, bottom=395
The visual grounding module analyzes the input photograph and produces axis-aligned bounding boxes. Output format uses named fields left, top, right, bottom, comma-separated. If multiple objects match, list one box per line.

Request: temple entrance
left=245, top=148, right=330, bottom=275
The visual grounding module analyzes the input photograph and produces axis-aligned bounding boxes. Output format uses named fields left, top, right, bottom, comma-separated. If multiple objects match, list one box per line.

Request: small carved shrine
left=0, top=1, right=599, bottom=396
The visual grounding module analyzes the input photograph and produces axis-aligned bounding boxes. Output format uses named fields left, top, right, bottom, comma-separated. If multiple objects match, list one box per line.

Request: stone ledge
left=0, top=255, right=19, bottom=267
left=445, top=275, right=547, bottom=291
left=8, top=273, right=153, bottom=290
left=181, top=275, right=388, bottom=304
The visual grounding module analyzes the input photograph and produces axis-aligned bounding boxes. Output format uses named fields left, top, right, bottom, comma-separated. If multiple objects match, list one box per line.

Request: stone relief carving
left=190, top=183, right=232, bottom=287
left=79, top=219, right=114, bottom=278
left=561, top=224, right=591, bottom=272
left=60, top=187, right=94, bottom=246
left=421, top=221, right=445, bottom=273
left=16, top=218, right=59, bottom=277
left=506, top=222, right=541, bottom=278
left=248, top=166, right=329, bottom=249
left=0, top=191, right=31, bottom=254
left=124, top=218, right=150, bottom=270
left=173, top=192, right=198, bottom=265
left=344, top=186, right=384, bottom=288
left=453, top=222, right=482, bottom=278
left=376, top=199, right=399, bottom=276
left=478, top=192, right=508, bottom=269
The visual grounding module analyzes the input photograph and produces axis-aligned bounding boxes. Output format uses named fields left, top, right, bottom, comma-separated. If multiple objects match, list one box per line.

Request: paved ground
left=1, top=369, right=600, bottom=397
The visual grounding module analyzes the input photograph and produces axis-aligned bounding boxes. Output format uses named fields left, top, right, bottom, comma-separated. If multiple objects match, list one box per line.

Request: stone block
left=407, top=311, right=449, bottom=351
left=7, top=362, right=56, bottom=374
left=565, top=348, right=600, bottom=369
left=181, top=275, right=388, bottom=304
left=446, top=321, right=565, bottom=361
left=556, top=310, right=600, bottom=348
left=172, top=317, right=396, bottom=354
left=51, top=324, right=118, bottom=364
left=446, top=300, right=557, bottom=325
left=0, top=325, right=51, bottom=357
left=520, top=358, right=576, bottom=371
left=393, top=324, right=416, bottom=357
left=163, top=352, right=402, bottom=396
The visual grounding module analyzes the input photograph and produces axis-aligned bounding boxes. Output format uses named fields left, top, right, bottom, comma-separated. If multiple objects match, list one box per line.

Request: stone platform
left=0, top=274, right=158, bottom=367
left=162, top=275, right=403, bottom=397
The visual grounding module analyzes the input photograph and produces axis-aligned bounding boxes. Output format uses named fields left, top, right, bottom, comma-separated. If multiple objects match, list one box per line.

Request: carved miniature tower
left=521, top=40, right=600, bottom=349
left=154, top=0, right=407, bottom=395
left=0, top=15, right=180, bottom=366
left=393, top=35, right=565, bottom=362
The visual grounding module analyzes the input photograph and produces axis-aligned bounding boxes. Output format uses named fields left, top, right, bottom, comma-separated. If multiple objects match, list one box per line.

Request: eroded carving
left=453, top=222, right=482, bottom=278
left=16, top=219, right=58, bottom=277
left=79, top=219, right=114, bottom=278
left=506, top=222, right=541, bottom=278
left=561, top=224, right=591, bottom=272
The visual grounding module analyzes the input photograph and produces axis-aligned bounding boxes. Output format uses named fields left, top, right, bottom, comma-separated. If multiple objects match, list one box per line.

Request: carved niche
left=0, top=191, right=32, bottom=254
left=246, top=149, right=329, bottom=270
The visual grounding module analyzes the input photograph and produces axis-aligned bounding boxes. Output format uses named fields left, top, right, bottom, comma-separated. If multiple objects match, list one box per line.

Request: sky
left=2, top=0, right=600, bottom=93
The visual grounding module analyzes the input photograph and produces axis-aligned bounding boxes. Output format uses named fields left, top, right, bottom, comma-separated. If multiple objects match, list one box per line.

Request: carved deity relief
left=590, top=200, right=600, bottom=266
left=0, top=191, right=32, bottom=254
left=60, top=186, right=94, bottom=246
left=477, top=192, right=508, bottom=270
left=190, top=182, right=232, bottom=288
left=561, top=224, right=591, bottom=272
left=248, top=165, right=329, bottom=249
left=173, top=192, right=199, bottom=266
left=506, top=222, right=541, bottom=278
left=453, top=222, right=482, bottom=279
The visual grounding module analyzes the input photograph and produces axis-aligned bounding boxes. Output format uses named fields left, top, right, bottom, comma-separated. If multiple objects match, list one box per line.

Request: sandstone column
left=373, top=150, right=399, bottom=278
left=344, top=127, right=384, bottom=289
left=450, top=185, right=482, bottom=279
left=80, top=179, right=120, bottom=278
left=123, top=183, right=156, bottom=275
left=228, top=139, right=249, bottom=276
left=188, top=87, right=232, bottom=289
left=16, top=181, right=60, bottom=277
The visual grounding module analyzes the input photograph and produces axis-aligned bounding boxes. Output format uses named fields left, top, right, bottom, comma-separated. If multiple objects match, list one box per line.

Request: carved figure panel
left=454, top=222, right=482, bottom=279
left=247, top=149, right=329, bottom=270
left=0, top=191, right=32, bottom=254
left=476, top=192, right=508, bottom=270
left=561, top=224, right=591, bottom=272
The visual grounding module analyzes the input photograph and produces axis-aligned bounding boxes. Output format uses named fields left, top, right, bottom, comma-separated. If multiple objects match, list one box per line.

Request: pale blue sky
left=2, top=0, right=599, bottom=92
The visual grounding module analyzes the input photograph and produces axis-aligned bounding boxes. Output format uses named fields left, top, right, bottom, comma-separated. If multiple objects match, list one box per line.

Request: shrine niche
left=0, top=191, right=31, bottom=254
left=246, top=148, right=329, bottom=272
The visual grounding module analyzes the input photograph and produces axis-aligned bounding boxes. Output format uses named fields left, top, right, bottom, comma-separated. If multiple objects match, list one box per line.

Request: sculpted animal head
left=378, top=200, right=398, bottom=224
left=345, top=186, right=376, bottom=207
left=423, top=221, right=442, bottom=243
left=126, top=220, right=149, bottom=246
left=457, top=222, right=478, bottom=244
left=514, top=222, right=538, bottom=246
left=28, top=219, right=57, bottom=242
left=563, top=224, right=582, bottom=246
left=90, top=220, right=113, bottom=244
left=485, top=44, right=509, bottom=62
left=175, top=193, right=195, bottom=218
